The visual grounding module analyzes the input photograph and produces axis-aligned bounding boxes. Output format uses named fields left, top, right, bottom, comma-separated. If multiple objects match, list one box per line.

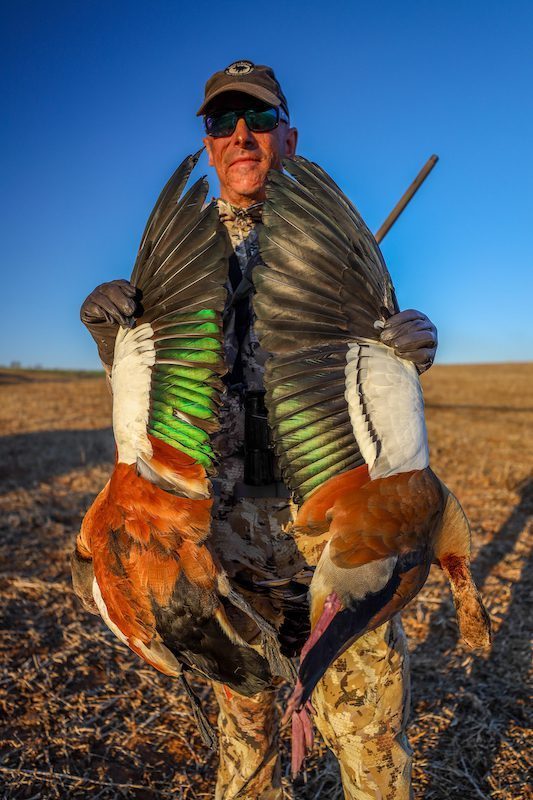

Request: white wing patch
left=345, top=340, right=429, bottom=479
left=112, top=324, right=156, bottom=465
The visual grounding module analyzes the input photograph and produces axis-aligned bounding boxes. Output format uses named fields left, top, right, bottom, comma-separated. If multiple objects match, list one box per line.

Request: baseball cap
left=197, top=60, right=289, bottom=117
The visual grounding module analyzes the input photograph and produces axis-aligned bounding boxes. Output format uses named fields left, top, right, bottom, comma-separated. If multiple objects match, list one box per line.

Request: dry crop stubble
left=0, top=364, right=531, bottom=799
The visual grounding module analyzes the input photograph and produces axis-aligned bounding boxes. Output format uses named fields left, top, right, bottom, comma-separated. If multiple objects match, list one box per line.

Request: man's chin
left=226, top=180, right=266, bottom=203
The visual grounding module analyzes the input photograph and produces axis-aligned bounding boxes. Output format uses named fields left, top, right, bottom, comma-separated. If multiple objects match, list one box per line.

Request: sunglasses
left=204, top=106, right=289, bottom=138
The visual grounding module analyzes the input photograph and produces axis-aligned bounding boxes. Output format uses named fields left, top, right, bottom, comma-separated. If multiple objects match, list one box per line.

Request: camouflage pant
left=210, top=478, right=412, bottom=800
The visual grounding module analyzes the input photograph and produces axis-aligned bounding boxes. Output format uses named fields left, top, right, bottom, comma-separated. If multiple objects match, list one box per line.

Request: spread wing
left=254, top=156, right=402, bottom=503
left=110, top=152, right=232, bottom=497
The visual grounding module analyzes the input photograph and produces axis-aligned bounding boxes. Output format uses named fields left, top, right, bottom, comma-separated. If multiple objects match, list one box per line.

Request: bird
left=71, top=151, right=294, bottom=748
left=252, top=155, right=492, bottom=774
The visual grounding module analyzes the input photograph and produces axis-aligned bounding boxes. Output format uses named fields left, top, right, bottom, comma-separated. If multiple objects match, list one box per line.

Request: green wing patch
left=263, top=346, right=364, bottom=503
left=129, top=154, right=231, bottom=474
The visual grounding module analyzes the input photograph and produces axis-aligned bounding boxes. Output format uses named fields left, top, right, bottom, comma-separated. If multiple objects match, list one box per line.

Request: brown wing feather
left=328, top=468, right=444, bottom=568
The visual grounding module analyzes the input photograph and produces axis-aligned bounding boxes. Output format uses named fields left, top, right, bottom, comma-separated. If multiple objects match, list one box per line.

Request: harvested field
left=0, top=363, right=531, bottom=799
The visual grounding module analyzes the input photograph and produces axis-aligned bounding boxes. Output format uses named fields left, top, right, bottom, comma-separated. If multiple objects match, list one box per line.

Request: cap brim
left=196, top=82, right=281, bottom=116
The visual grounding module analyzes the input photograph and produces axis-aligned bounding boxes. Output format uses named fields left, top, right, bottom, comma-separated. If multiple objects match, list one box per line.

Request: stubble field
left=0, top=363, right=531, bottom=799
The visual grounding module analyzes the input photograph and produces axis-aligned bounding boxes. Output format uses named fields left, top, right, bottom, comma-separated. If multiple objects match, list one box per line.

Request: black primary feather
left=131, top=149, right=204, bottom=286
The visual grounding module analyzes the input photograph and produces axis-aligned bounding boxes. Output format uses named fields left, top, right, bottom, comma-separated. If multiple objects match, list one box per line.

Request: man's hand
left=80, top=279, right=138, bottom=328
left=380, top=309, right=438, bottom=373
left=80, top=279, right=139, bottom=368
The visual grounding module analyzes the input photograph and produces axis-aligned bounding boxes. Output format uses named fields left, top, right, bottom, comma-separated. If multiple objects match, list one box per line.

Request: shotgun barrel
left=375, top=154, right=439, bottom=243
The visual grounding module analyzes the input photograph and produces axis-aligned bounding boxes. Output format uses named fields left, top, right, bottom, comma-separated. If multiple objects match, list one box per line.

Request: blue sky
left=1, top=0, right=532, bottom=368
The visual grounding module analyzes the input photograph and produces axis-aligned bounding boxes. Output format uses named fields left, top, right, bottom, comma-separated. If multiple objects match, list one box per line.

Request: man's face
left=203, top=92, right=298, bottom=207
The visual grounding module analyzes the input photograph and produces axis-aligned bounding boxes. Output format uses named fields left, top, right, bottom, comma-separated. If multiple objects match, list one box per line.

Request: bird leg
left=290, top=701, right=315, bottom=777
left=282, top=592, right=342, bottom=775
left=282, top=591, right=342, bottom=721
left=179, top=671, right=217, bottom=750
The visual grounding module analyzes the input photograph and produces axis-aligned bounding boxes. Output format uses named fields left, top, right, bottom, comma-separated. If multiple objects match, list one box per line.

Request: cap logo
left=225, top=60, right=254, bottom=76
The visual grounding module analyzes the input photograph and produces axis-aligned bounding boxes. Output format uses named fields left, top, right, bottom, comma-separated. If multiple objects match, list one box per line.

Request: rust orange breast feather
left=83, top=460, right=212, bottom=548
left=294, top=466, right=444, bottom=569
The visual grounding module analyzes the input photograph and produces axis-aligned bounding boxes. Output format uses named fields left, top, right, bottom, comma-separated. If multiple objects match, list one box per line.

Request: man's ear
left=285, top=127, right=298, bottom=157
left=203, top=136, right=215, bottom=166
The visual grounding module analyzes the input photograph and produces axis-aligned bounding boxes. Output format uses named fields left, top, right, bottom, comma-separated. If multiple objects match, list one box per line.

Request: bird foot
left=278, top=592, right=342, bottom=774
left=282, top=681, right=316, bottom=776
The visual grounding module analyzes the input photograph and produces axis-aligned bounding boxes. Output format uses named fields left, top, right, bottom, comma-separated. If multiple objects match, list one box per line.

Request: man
left=80, top=61, right=438, bottom=800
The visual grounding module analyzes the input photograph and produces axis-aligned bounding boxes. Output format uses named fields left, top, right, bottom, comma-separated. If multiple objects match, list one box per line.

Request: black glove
left=80, top=280, right=138, bottom=367
left=380, top=309, right=438, bottom=373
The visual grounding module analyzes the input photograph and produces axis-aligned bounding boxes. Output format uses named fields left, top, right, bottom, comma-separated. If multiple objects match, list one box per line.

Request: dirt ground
left=0, top=364, right=531, bottom=799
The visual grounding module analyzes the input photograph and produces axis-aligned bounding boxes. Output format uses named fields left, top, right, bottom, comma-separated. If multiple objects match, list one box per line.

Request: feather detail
left=434, top=484, right=491, bottom=649
left=137, top=435, right=210, bottom=499
left=254, top=157, right=400, bottom=502
left=82, top=462, right=273, bottom=696
left=344, top=340, right=429, bottom=478
left=259, top=347, right=362, bottom=504
left=131, top=149, right=203, bottom=286
left=112, top=324, right=156, bottom=465
left=110, top=153, right=232, bottom=481
left=77, top=154, right=298, bottom=741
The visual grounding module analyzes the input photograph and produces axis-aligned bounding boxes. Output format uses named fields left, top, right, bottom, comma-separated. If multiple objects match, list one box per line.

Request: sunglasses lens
left=205, top=107, right=281, bottom=137
left=246, top=108, right=278, bottom=132
left=205, top=111, right=237, bottom=137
